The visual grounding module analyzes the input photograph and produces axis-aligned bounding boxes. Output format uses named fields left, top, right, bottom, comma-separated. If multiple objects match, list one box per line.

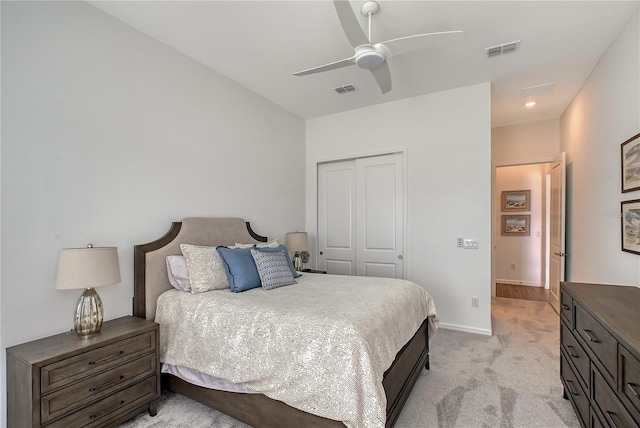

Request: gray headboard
left=133, top=217, right=267, bottom=320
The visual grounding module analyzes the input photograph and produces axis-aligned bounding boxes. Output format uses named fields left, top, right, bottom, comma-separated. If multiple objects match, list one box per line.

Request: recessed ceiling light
left=525, top=101, right=536, bottom=108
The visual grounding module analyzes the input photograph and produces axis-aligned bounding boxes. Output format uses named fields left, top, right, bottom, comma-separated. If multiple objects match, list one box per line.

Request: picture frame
left=501, top=190, right=530, bottom=211
left=621, top=199, right=640, bottom=254
left=501, top=215, right=530, bottom=236
left=621, top=133, right=640, bottom=193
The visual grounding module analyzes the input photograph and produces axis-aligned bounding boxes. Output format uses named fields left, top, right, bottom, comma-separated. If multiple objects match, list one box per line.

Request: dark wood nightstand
left=7, top=316, right=160, bottom=427
left=301, top=269, right=327, bottom=274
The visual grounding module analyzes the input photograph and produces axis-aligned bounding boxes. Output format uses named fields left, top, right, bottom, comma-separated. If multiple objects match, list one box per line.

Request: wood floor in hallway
left=496, top=283, right=549, bottom=302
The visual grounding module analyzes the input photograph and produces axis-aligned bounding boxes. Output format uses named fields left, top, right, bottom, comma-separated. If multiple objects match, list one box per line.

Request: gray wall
left=1, top=2, right=305, bottom=422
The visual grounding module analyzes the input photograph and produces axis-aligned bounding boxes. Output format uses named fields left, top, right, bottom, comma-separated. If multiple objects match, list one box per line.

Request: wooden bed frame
left=133, top=218, right=430, bottom=428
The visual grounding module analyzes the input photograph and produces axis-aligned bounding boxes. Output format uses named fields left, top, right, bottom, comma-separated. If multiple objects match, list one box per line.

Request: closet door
left=317, top=153, right=404, bottom=278
left=355, top=153, right=404, bottom=278
left=317, top=160, right=356, bottom=275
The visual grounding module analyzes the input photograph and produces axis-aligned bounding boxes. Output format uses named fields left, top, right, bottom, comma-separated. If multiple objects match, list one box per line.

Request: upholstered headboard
left=133, top=217, right=267, bottom=320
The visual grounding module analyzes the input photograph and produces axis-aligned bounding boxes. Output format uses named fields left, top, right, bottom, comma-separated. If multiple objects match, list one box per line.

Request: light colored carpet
left=120, top=297, right=580, bottom=427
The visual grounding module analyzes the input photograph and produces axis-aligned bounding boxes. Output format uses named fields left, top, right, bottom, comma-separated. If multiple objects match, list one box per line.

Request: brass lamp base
left=74, top=287, right=104, bottom=336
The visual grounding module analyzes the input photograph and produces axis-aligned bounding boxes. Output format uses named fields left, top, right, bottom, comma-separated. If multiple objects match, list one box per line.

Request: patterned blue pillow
left=250, top=248, right=296, bottom=290
left=216, top=246, right=261, bottom=293
left=256, top=245, right=302, bottom=278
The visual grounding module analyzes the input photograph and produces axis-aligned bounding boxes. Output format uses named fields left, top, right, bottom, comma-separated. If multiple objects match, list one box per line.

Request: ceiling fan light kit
left=293, top=0, right=464, bottom=95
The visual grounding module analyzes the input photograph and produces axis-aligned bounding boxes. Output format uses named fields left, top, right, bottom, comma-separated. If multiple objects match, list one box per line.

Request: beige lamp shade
left=285, top=232, right=308, bottom=252
left=56, top=246, right=121, bottom=290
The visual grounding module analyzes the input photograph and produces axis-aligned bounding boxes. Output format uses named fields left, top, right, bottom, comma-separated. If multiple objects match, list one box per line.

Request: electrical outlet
left=457, top=237, right=464, bottom=247
left=464, top=239, right=479, bottom=249
left=471, top=297, right=479, bottom=308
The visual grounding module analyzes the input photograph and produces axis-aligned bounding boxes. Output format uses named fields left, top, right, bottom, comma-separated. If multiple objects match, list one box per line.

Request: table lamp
left=56, top=245, right=121, bottom=336
left=285, top=232, right=308, bottom=271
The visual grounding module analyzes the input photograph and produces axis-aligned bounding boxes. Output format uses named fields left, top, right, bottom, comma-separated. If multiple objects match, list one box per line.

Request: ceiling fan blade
left=370, top=61, right=391, bottom=94
left=334, top=0, right=370, bottom=48
left=293, top=56, right=356, bottom=76
left=378, top=31, right=465, bottom=57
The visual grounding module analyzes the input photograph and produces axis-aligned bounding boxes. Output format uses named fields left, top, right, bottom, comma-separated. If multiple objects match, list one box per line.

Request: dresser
left=560, top=282, right=640, bottom=427
left=7, top=316, right=160, bottom=427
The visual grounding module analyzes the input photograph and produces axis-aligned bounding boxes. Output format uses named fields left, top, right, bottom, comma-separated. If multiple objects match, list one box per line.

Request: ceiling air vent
left=333, top=84, right=357, bottom=94
left=486, top=40, right=521, bottom=57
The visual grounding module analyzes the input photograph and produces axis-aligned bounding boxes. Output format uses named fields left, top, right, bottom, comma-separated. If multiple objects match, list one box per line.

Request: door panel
left=318, top=161, right=356, bottom=274
left=356, top=154, right=403, bottom=278
left=549, top=152, right=566, bottom=314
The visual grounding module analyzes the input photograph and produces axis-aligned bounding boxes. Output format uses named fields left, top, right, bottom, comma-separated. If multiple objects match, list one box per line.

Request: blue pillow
left=251, top=248, right=296, bottom=290
left=255, top=245, right=302, bottom=278
left=216, top=246, right=261, bottom=293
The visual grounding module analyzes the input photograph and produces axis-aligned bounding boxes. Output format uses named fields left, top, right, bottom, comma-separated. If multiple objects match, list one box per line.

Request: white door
left=356, top=154, right=404, bottom=278
left=549, top=152, right=566, bottom=313
left=317, top=153, right=404, bottom=278
left=317, top=160, right=356, bottom=275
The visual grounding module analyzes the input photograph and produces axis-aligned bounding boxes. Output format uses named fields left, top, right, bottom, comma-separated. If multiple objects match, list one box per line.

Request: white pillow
left=233, top=239, right=280, bottom=249
left=180, top=244, right=229, bottom=293
left=166, top=255, right=191, bottom=292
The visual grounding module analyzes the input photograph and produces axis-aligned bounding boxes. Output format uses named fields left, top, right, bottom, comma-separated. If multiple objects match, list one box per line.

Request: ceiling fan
left=293, top=0, right=465, bottom=94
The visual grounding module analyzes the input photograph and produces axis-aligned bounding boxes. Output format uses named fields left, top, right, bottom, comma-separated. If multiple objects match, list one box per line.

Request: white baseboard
left=496, top=279, right=544, bottom=287
left=438, top=322, right=492, bottom=336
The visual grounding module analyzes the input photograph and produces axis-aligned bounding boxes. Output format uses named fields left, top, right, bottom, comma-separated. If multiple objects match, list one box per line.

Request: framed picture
left=621, top=199, right=640, bottom=254
left=621, top=133, right=640, bottom=193
left=501, top=215, right=530, bottom=236
left=501, top=190, right=530, bottom=211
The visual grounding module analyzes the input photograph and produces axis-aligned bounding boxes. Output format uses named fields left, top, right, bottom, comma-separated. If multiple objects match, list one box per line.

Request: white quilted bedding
left=155, top=273, right=437, bottom=428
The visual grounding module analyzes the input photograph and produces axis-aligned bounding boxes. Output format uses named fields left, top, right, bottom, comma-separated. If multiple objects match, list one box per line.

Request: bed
left=133, top=217, right=436, bottom=428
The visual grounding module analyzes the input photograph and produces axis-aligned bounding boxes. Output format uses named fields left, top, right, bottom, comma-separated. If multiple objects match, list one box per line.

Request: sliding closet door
left=317, top=153, right=404, bottom=278
left=317, top=160, right=356, bottom=275
left=356, top=154, right=404, bottom=278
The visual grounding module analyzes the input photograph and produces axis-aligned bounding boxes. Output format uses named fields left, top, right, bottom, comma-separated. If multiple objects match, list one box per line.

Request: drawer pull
left=88, top=350, right=124, bottom=366
left=88, top=375, right=125, bottom=393
left=561, top=304, right=571, bottom=311
left=629, top=382, right=640, bottom=400
left=89, top=400, right=125, bottom=420
left=605, top=411, right=621, bottom=428
left=581, top=329, right=599, bottom=343
left=566, top=345, right=579, bottom=359
left=565, top=379, right=579, bottom=396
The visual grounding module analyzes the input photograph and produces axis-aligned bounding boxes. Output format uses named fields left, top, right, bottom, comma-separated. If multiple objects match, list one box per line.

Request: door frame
left=309, top=147, right=408, bottom=275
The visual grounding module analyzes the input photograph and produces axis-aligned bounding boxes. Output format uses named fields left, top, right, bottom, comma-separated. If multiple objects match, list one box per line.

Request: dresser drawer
left=560, top=290, right=574, bottom=329
left=41, top=331, right=156, bottom=393
left=592, top=366, right=638, bottom=428
left=41, top=353, right=156, bottom=423
left=620, top=346, right=640, bottom=423
left=45, top=375, right=157, bottom=428
left=561, top=352, right=589, bottom=427
left=574, top=303, right=617, bottom=382
left=561, top=322, right=590, bottom=392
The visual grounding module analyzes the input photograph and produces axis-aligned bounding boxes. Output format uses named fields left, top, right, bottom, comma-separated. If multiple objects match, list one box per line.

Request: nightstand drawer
left=592, top=366, right=637, bottom=428
left=620, top=346, right=640, bottom=421
left=41, top=353, right=156, bottom=423
left=41, top=331, right=156, bottom=393
left=46, top=375, right=157, bottom=428
left=574, top=303, right=616, bottom=382
left=561, top=322, right=590, bottom=392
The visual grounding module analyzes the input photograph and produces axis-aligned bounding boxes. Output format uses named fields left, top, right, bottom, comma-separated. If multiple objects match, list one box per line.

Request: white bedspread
left=155, top=273, right=437, bottom=428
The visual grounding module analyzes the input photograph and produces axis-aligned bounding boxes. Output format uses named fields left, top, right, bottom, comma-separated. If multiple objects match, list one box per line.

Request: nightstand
left=302, top=269, right=327, bottom=274
left=7, top=316, right=160, bottom=427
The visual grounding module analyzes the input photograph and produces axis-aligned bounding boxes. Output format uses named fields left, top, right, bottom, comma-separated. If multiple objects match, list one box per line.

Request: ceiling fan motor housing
left=355, top=46, right=385, bottom=69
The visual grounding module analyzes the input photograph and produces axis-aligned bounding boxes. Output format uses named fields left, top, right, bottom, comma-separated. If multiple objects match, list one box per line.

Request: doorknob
left=398, top=255, right=403, bottom=260
left=320, top=251, right=323, bottom=255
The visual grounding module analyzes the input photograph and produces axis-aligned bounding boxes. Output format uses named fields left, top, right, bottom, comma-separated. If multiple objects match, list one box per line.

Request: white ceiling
left=89, top=1, right=639, bottom=127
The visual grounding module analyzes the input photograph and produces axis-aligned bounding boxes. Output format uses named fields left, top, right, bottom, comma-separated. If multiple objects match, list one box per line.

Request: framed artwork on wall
left=621, top=133, right=640, bottom=193
left=621, top=199, right=640, bottom=254
left=501, top=190, right=530, bottom=211
left=501, top=215, right=530, bottom=236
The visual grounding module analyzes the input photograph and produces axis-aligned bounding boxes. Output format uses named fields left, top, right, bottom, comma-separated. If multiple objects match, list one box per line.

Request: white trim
left=438, top=322, right=492, bottom=336
left=495, top=279, right=545, bottom=287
